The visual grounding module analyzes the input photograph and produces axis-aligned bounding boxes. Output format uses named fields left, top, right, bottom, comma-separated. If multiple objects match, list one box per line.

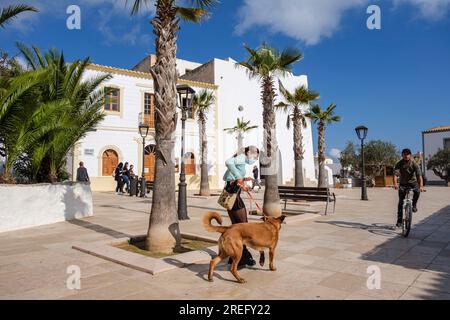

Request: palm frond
left=0, top=4, right=38, bottom=28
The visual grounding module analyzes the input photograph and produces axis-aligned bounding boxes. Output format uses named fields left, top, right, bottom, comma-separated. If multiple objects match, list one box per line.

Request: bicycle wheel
left=402, top=204, right=412, bottom=237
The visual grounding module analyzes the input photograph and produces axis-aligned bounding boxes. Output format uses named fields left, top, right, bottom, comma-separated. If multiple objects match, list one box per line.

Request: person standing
left=223, top=146, right=260, bottom=267
left=122, top=162, right=131, bottom=193
left=76, top=161, right=90, bottom=182
left=114, top=162, right=124, bottom=194
left=252, top=165, right=260, bottom=190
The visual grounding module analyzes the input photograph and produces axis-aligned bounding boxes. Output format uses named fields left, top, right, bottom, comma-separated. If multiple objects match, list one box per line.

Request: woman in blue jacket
left=223, top=145, right=260, bottom=267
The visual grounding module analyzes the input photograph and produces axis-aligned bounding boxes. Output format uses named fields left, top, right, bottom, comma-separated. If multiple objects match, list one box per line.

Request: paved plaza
left=0, top=187, right=450, bottom=300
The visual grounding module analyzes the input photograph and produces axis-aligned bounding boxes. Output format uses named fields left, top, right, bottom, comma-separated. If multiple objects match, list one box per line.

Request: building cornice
left=87, top=63, right=218, bottom=90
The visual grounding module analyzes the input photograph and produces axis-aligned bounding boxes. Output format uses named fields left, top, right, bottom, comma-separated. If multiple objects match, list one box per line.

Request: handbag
left=218, top=188, right=238, bottom=211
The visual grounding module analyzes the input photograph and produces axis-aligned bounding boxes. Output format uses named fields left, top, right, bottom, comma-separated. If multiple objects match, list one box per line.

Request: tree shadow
left=315, top=220, right=398, bottom=237
left=321, top=205, right=450, bottom=299
left=68, top=219, right=131, bottom=239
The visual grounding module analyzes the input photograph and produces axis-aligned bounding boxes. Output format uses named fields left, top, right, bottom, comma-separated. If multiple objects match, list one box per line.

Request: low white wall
left=0, top=182, right=93, bottom=233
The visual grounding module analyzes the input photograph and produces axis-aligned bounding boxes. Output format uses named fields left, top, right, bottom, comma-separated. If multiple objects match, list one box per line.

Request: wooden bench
left=278, top=186, right=336, bottom=215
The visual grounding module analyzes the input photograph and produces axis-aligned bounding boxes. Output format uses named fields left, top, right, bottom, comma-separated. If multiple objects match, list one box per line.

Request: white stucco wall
left=423, top=130, right=450, bottom=183
left=0, top=182, right=93, bottom=233
left=77, top=68, right=219, bottom=191
left=213, top=58, right=316, bottom=185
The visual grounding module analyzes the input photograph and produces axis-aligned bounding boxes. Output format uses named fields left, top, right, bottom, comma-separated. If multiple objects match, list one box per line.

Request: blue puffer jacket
left=223, top=154, right=247, bottom=182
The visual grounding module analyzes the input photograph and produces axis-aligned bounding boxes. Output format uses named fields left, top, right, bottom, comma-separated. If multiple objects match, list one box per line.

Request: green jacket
left=394, top=159, right=422, bottom=185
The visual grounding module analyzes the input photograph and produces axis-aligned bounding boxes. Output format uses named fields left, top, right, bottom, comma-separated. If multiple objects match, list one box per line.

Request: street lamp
left=355, top=125, right=368, bottom=201
left=139, top=121, right=150, bottom=198
left=177, top=84, right=196, bottom=220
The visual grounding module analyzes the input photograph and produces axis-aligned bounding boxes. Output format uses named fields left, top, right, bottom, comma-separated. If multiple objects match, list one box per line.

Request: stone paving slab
left=1, top=187, right=450, bottom=300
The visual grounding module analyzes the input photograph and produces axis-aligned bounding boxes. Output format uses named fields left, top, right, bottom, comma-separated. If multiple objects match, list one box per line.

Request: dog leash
left=245, top=190, right=263, bottom=213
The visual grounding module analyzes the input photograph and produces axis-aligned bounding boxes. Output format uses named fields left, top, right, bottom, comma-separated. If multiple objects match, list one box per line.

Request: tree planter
left=0, top=182, right=93, bottom=233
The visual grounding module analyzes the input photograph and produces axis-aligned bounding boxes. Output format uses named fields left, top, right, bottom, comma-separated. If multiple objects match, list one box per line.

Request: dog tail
left=203, top=211, right=228, bottom=234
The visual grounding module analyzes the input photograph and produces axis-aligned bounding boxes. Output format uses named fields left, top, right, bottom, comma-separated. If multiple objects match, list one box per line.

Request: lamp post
left=139, top=121, right=150, bottom=198
left=355, top=125, right=368, bottom=201
left=177, top=84, right=196, bottom=220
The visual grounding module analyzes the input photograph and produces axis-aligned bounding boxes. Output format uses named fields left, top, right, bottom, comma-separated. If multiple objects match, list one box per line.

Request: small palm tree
left=192, top=89, right=215, bottom=196
left=129, top=0, right=218, bottom=252
left=0, top=4, right=38, bottom=28
left=2, top=45, right=110, bottom=183
left=237, top=43, right=302, bottom=217
left=306, top=104, right=341, bottom=188
left=276, top=81, right=319, bottom=187
left=224, top=117, right=258, bottom=151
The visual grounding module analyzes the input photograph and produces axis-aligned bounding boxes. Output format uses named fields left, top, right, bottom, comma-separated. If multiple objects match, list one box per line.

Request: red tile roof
left=423, top=126, right=450, bottom=134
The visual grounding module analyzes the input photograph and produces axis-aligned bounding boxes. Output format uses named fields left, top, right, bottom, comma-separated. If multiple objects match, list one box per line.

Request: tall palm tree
left=276, top=81, right=319, bottom=187
left=129, top=0, right=218, bottom=252
left=237, top=43, right=302, bottom=217
left=192, top=89, right=215, bottom=196
left=0, top=4, right=38, bottom=28
left=224, top=117, right=258, bottom=151
left=306, top=104, right=341, bottom=188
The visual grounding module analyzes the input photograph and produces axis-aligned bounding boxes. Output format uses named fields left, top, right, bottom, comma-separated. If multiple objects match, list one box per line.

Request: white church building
left=69, top=55, right=317, bottom=191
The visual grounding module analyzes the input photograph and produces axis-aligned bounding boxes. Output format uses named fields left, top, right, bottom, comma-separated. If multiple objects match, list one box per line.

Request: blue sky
left=1, top=0, right=449, bottom=159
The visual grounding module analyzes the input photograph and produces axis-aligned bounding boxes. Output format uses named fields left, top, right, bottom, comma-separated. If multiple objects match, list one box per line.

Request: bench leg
left=284, top=200, right=287, bottom=210
left=325, top=200, right=329, bottom=216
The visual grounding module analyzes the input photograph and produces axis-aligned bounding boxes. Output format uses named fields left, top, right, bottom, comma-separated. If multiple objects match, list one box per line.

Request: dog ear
left=278, top=215, right=286, bottom=222
left=261, top=215, right=269, bottom=222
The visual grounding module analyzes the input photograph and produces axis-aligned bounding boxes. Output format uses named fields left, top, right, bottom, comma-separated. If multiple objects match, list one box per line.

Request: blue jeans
left=122, top=175, right=130, bottom=192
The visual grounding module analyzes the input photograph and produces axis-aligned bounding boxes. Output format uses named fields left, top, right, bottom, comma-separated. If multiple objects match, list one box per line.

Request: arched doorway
left=144, top=144, right=156, bottom=182
left=102, top=149, right=118, bottom=176
left=184, top=152, right=196, bottom=175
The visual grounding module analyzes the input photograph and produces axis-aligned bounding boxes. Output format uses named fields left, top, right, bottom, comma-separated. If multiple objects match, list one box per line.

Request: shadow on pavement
left=320, top=205, right=450, bottom=299
left=68, top=219, right=132, bottom=239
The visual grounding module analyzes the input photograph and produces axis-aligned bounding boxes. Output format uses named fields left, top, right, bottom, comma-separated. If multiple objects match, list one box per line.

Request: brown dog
left=203, top=211, right=286, bottom=283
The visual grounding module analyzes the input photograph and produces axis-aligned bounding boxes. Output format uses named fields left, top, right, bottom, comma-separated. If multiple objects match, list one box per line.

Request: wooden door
left=144, top=152, right=155, bottom=182
left=102, top=149, right=118, bottom=176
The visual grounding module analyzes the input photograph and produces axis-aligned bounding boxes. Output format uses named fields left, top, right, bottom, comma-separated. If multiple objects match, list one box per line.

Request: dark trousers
left=397, top=183, right=420, bottom=220
left=115, top=178, right=123, bottom=193
left=225, top=182, right=253, bottom=264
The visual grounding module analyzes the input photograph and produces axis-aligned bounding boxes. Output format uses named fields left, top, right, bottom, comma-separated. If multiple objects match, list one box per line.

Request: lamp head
left=355, top=125, right=368, bottom=141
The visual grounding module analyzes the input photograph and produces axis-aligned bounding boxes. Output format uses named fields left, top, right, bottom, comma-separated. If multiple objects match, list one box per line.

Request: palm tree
left=192, top=89, right=215, bottom=196
left=237, top=43, right=302, bottom=217
left=305, top=104, right=341, bottom=188
left=276, top=81, right=319, bottom=187
left=2, top=45, right=110, bottom=183
left=224, top=117, right=258, bottom=151
left=129, top=0, right=218, bottom=252
left=0, top=4, right=38, bottom=28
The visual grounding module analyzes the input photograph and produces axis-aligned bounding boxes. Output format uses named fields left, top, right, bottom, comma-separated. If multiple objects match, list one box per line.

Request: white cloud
left=235, top=0, right=368, bottom=45
left=329, top=148, right=342, bottom=159
left=393, top=0, right=450, bottom=20
left=236, top=0, right=450, bottom=45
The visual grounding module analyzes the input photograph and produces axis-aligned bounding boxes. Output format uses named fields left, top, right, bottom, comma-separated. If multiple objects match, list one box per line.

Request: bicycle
left=399, top=186, right=425, bottom=237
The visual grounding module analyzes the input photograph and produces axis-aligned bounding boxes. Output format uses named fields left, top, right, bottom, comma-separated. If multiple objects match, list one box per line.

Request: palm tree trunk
left=199, top=116, right=210, bottom=196
left=237, top=132, right=243, bottom=151
left=293, top=111, right=304, bottom=187
left=261, top=76, right=281, bottom=217
left=145, top=0, right=180, bottom=253
left=317, top=123, right=327, bottom=188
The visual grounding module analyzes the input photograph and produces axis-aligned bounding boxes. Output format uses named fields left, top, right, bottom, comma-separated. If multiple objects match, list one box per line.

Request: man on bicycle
left=394, top=148, right=424, bottom=228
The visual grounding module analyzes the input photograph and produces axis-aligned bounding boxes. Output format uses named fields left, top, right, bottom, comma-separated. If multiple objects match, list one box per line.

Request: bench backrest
left=278, top=186, right=332, bottom=198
